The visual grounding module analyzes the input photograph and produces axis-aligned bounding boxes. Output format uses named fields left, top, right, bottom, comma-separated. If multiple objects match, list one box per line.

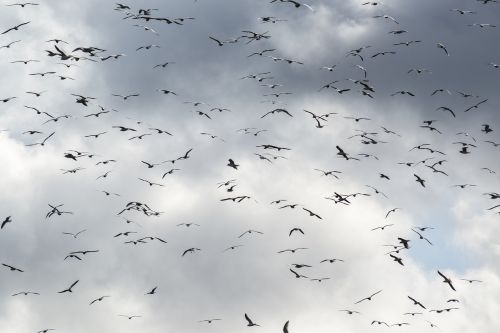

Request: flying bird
left=58, top=280, right=79, bottom=293
left=438, top=270, right=456, bottom=291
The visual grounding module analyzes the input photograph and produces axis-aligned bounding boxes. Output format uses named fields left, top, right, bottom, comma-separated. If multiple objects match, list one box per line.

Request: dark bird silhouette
left=261, top=108, right=293, bottom=118
left=1, top=216, right=12, bottom=229
left=227, top=159, right=239, bottom=169
left=58, top=280, right=79, bottom=293
left=244, top=313, right=260, bottom=326
left=302, top=207, right=322, bottom=219
left=1, top=21, right=30, bottom=35
left=199, top=318, right=221, bottom=323
left=354, top=289, right=382, bottom=304
left=408, top=296, right=426, bottom=309
left=182, top=247, right=201, bottom=256
left=89, top=295, right=110, bottom=305
left=390, top=254, right=404, bottom=265
left=145, top=286, right=158, bottom=295
left=414, top=174, right=426, bottom=187
left=283, top=320, right=290, bottom=333
left=289, top=228, right=304, bottom=236
left=385, top=208, right=400, bottom=218
left=438, top=270, right=456, bottom=291
left=12, top=291, right=40, bottom=296
left=2, top=263, right=24, bottom=272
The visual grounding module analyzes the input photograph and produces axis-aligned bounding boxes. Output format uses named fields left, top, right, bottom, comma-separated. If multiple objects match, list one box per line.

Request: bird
left=289, top=228, right=304, bottom=236
left=438, top=270, right=456, bottom=291
left=283, top=320, right=290, bottom=333
left=199, top=318, right=221, bottom=323
left=153, top=61, right=175, bottom=68
left=261, top=108, right=293, bottom=118
left=390, top=254, right=404, bottom=265
left=0, top=40, right=22, bottom=49
left=408, top=296, right=426, bottom=309
left=62, top=230, right=87, bottom=238
left=464, top=99, right=488, bottom=112
left=339, top=309, right=360, bottom=315
left=112, top=93, right=140, bottom=100
left=412, top=229, right=433, bottom=245
left=302, top=208, right=322, bottom=219
left=414, top=174, right=426, bottom=187
left=278, top=247, right=308, bottom=254
left=182, top=248, right=201, bottom=256
left=320, top=258, right=344, bottom=263
left=25, top=132, right=55, bottom=147
left=238, top=229, right=263, bottom=238
left=437, top=43, right=449, bottom=56
left=89, top=295, right=110, bottom=305
left=119, top=315, right=142, bottom=320
left=1, top=21, right=30, bottom=34
left=145, top=286, right=158, bottom=295
left=373, top=14, right=399, bottom=24
left=1, top=216, right=12, bottom=229
left=12, top=291, right=40, bottom=296
left=371, top=224, right=393, bottom=231
left=460, top=278, right=482, bottom=283
left=242, top=313, right=260, bottom=327
left=354, top=290, right=383, bottom=304
left=2, top=263, right=23, bottom=272
left=58, top=280, right=79, bottom=293
left=385, top=208, right=400, bottom=218
left=227, top=159, right=239, bottom=169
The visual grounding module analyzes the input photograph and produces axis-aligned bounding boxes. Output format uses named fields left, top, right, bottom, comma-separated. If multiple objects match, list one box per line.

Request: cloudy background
left=0, top=0, right=499, bottom=332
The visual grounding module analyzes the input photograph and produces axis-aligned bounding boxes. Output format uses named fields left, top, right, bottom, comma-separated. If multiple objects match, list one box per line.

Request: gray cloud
left=0, top=0, right=500, bottom=332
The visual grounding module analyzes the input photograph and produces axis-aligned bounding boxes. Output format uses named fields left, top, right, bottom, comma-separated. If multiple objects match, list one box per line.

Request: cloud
left=0, top=0, right=499, bottom=332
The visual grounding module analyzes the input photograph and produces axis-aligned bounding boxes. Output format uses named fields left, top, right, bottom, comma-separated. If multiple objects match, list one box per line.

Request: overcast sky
left=0, top=0, right=499, bottom=332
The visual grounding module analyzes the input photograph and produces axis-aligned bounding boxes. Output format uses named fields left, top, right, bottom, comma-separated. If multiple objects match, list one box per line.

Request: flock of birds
left=1, top=0, right=499, bottom=332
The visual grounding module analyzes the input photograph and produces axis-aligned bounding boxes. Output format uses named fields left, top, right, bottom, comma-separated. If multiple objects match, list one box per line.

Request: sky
left=0, top=0, right=500, bottom=332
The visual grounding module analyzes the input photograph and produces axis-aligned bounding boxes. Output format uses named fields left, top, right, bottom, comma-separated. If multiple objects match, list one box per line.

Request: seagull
left=0, top=40, right=21, bottom=49
left=385, top=208, right=400, bottom=218
left=2, top=263, right=23, bottom=272
left=437, top=43, right=449, bottom=56
left=261, top=108, right=293, bottom=118
left=112, top=93, right=140, bottom=100
left=12, top=291, right=40, bottom=296
left=451, top=9, right=476, bottom=14
left=371, top=224, right=393, bottom=231
left=373, top=14, right=399, bottom=24
left=354, top=290, right=383, bottom=304
left=119, top=315, right=142, bottom=320
left=414, top=174, right=426, bottom=187
left=244, top=313, right=260, bottom=327
left=283, top=320, right=290, bottom=333
left=227, top=159, right=239, bottom=169
left=25, top=132, right=55, bottom=147
left=145, top=286, right=158, bottom=295
left=1, top=21, right=30, bottom=34
left=464, top=99, right=488, bottom=112
left=238, top=229, right=264, bottom=238
left=182, top=247, right=201, bottom=256
left=438, top=270, right=456, bottom=291
left=199, top=319, right=221, bottom=324
left=1, top=216, right=12, bottom=229
left=58, top=280, right=79, bottom=293
left=270, top=0, right=314, bottom=11
left=89, top=295, right=111, bottom=305
left=389, top=254, right=404, bottom=265
left=62, top=230, right=87, bottom=238
left=408, top=296, right=426, bottom=309
left=339, top=309, right=360, bottom=315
